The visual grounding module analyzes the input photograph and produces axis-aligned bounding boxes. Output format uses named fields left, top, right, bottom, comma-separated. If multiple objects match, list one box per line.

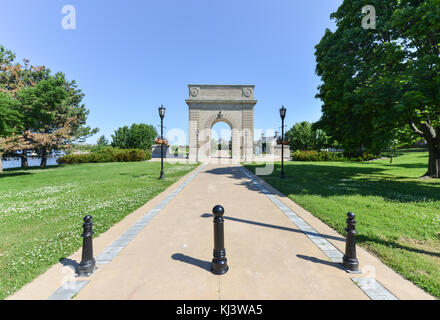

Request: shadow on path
left=201, top=213, right=345, bottom=242
left=59, top=258, right=79, bottom=273
left=171, top=253, right=212, bottom=272
left=296, top=254, right=345, bottom=271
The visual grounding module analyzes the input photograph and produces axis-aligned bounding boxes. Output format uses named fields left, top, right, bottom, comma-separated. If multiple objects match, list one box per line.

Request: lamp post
left=279, top=106, right=286, bottom=179
left=195, top=130, right=199, bottom=163
left=158, top=105, right=166, bottom=180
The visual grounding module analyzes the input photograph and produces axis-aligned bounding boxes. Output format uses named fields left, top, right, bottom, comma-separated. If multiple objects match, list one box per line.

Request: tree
left=286, top=121, right=331, bottom=151
left=0, top=91, right=24, bottom=173
left=315, top=0, right=440, bottom=177
left=97, top=135, right=109, bottom=146
left=0, top=134, right=29, bottom=173
left=25, top=119, right=74, bottom=167
left=16, top=73, right=98, bottom=167
left=1, top=47, right=50, bottom=167
left=1, top=45, right=98, bottom=167
left=111, top=123, right=157, bottom=151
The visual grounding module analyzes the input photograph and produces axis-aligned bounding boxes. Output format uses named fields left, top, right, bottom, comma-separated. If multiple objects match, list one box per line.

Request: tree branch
left=408, top=120, right=424, bottom=137
left=423, top=121, right=437, bottom=140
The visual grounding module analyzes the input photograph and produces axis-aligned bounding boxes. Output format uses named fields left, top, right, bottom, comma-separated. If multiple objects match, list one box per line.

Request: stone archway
left=186, top=85, right=257, bottom=161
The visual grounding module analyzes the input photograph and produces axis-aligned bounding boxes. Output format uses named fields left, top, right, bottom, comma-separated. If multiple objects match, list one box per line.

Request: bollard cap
left=212, top=205, right=225, bottom=217
left=84, top=215, right=93, bottom=223
left=347, top=212, right=355, bottom=220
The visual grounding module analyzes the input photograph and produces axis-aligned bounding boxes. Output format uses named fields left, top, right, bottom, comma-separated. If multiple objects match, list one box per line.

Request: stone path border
left=352, top=278, right=398, bottom=300
left=47, top=281, right=89, bottom=300
left=239, top=166, right=398, bottom=300
left=46, top=163, right=207, bottom=300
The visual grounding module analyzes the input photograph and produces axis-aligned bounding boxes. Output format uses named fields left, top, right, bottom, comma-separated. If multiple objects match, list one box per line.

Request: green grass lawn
left=245, top=151, right=440, bottom=298
left=0, top=161, right=197, bottom=299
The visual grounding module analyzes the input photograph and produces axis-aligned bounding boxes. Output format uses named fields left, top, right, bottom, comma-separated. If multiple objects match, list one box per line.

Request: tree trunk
left=409, top=120, right=439, bottom=178
left=0, top=152, right=3, bottom=173
left=21, top=151, right=28, bottom=168
left=425, top=141, right=440, bottom=178
left=40, top=148, right=48, bottom=167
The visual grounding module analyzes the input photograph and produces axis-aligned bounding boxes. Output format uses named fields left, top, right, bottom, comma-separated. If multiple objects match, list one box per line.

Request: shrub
left=90, top=144, right=113, bottom=153
left=291, top=150, right=344, bottom=162
left=291, top=150, right=380, bottom=162
left=343, top=151, right=380, bottom=161
left=57, top=147, right=152, bottom=164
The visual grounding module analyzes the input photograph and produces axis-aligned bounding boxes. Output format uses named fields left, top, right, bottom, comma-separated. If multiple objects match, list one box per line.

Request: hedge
left=57, top=148, right=152, bottom=164
left=291, top=150, right=379, bottom=162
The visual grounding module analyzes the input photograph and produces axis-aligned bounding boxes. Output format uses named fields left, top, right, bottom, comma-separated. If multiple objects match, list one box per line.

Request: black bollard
left=211, top=205, right=229, bottom=275
left=77, top=215, right=96, bottom=277
left=343, top=212, right=360, bottom=273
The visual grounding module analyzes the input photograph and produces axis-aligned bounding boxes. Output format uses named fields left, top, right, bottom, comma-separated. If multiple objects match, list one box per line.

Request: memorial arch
left=186, top=85, right=257, bottom=162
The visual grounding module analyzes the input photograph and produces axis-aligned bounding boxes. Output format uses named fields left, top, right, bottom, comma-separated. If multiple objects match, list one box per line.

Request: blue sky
left=0, top=0, right=342, bottom=144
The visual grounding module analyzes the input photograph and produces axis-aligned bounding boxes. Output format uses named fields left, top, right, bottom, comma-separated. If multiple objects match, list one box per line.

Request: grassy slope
left=245, top=151, right=440, bottom=298
left=0, top=161, right=197, bottom=299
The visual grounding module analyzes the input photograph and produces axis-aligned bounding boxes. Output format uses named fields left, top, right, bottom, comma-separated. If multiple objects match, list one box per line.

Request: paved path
left=9, top=162, right=434, bottom=300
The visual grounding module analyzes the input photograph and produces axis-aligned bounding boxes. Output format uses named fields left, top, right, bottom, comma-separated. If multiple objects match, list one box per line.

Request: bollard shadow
left=201, top=213, right=345, bottom=242
left=296, top=254, right=345, bottom=271
left=171, top=253, right=212, bottom=272
left=59, top=258, right=79, bottom=273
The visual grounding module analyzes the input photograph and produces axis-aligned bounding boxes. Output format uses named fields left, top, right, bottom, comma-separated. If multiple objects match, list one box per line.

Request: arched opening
left=210, top=121, right=232, bottom=159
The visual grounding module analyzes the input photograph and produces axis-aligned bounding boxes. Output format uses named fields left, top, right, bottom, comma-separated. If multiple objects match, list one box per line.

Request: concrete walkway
left=9, top=162, right=434, bottom=300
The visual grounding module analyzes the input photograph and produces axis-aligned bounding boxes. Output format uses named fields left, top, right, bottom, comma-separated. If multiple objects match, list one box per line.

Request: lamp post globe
left=159, top=105, right=166, bottom=119
left=280, top=106, right=286, bottom=120
left=158, top=105, right=166, bottom=180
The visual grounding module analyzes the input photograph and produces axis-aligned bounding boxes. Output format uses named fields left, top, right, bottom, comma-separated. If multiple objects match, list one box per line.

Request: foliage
left=286, top=121, right=332, bottom=151
left=57, top=147, right=152, bottom=164
left=111, top=123, right=157, bottom=151
left=314, top=0, right=440, bottom=177
left=342, top=151, right=381, bottom=162
left=96, top=135, right=109, bottom=146
left=291, top=150, right=379, bottom=162
left=0, top=91, right=22, bottom=136
left=0, top=45, right=98, bottom=167
left=291, top=150, right=343, bottom=162
left=90, top=144, right=113, bottom=153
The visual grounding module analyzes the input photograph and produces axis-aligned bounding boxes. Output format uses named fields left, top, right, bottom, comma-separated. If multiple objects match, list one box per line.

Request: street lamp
left=158, top=105, right=166, bottom=180
left=279, top=106, right=286, bottom=179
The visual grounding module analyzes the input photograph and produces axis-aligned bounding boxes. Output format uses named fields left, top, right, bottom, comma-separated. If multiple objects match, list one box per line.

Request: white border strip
left=352, top=278, right=398, bottom=300
left=47, top=281, right=90, bottom=300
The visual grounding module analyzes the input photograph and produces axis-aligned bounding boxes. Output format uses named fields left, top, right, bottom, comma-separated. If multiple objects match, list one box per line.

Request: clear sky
left=0, top=0, right=342, bottom=144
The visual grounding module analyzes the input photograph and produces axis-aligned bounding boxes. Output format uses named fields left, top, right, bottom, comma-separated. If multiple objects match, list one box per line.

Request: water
left=2, top=157, right=60, bottom=169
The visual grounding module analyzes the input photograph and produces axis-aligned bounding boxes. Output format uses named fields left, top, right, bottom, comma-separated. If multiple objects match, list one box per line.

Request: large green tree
left=111, top=123, right=157, bottom=151
left=315, top=0, right=440, bottom=177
